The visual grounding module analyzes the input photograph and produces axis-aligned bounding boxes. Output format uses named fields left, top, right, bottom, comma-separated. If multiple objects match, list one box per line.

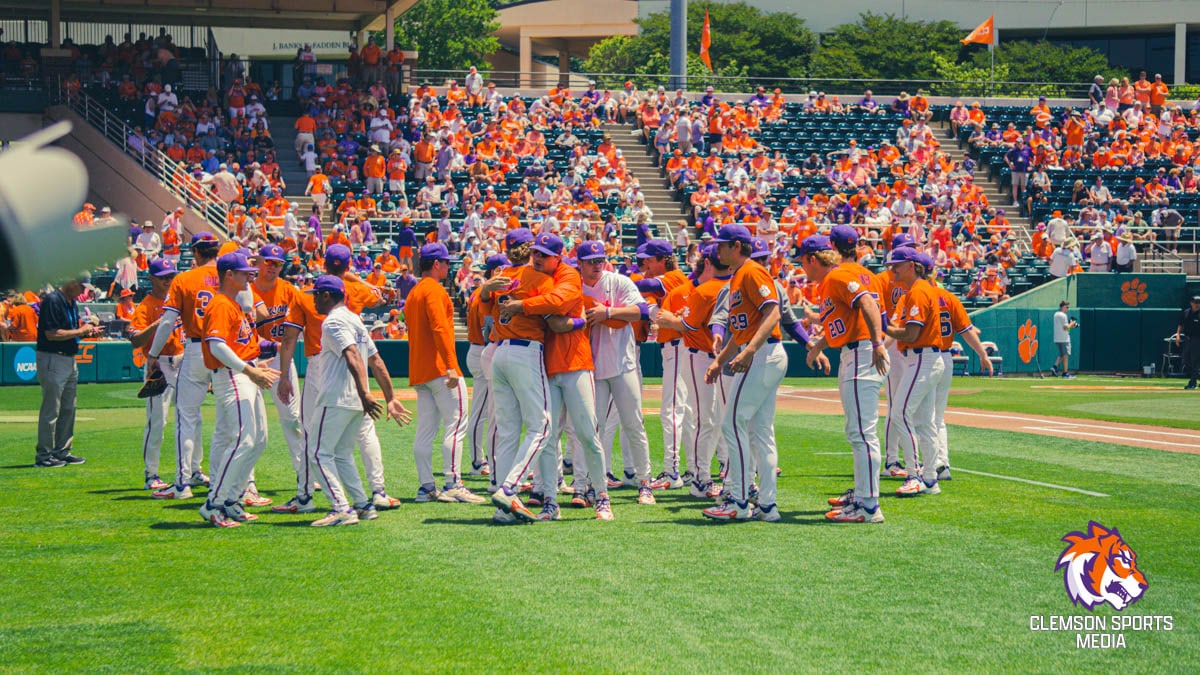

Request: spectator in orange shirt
left=6, top=293, right=39, bottom=342
left=116, top=288, right=136, bottom=320
left=1149, top=73, right=1169, bottom=116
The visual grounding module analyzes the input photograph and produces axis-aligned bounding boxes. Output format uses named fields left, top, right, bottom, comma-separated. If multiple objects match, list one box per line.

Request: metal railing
left=52, top=84, right=230, bottom=237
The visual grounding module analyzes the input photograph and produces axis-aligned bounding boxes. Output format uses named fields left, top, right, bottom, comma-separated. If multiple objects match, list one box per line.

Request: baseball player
left=582, top=245, right=657, bottom=506
left=406, top=242, right=485, bottom=504
left=649, top=270, right=694, bottom=490
left=197, top=252, right=280, bottom=528
left=877, top=233, right=917, bottom=477
left=883, top=247, right=946, bottom=497
left=248, top=244, right=305, bottom=506
left=654, top=243, right=728, bottom=498
left=702, top=225, right=787, bottom=522
left=128, top=258, right=180, bottom=490
left=926, top=253, right=993, bottom=479
left=306, top=275, right=414, bottom=526
left=464, top=255, right=509, bottom=476
left=798, top=235, right=889, bottom=524
left=500, top=234, right=613, bottom=520
left=479, top=229, right=556, bottom=523
left=149, top=232, right=223, bottom=500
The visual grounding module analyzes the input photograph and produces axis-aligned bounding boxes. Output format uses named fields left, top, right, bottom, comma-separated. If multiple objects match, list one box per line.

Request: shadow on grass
left=421, top=516, right=534, bottom=527
left=639, top=512, right=833, bottom=526
left=89, top=488, right=147, bottom=495
left=0, top=464, right=35, bottom=470
left=149, top=520, right=212, bottom=530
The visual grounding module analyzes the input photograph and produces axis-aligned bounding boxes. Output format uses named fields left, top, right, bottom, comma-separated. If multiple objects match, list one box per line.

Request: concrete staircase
left=936, top=123, right=1033, bottom=249
left=270, top=115, right=313, bottom=198
left=601, top=121, right=680, bottom=241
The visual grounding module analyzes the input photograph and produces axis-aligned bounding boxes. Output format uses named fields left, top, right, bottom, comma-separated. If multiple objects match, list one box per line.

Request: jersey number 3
left=195, top=291, right=214, bottom=319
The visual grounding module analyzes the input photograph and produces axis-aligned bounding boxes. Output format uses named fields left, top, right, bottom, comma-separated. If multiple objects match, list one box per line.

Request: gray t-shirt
left=1053, top=310, right=1073, bottom=344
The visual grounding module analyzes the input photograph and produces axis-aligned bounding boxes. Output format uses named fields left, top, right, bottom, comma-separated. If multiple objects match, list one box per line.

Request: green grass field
left=1, top=377, right=1197, bottom=671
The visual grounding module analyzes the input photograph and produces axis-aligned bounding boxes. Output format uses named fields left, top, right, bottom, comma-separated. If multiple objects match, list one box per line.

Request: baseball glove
left=137, top=368, right=168, bottom=399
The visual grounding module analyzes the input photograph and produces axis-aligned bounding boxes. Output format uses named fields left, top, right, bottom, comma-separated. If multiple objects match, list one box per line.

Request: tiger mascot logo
left=1055, top=521, right=1147, bottom=611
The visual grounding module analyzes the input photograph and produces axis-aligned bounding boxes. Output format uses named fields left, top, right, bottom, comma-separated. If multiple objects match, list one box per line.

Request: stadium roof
left=0, top=0, right=418, bottom=32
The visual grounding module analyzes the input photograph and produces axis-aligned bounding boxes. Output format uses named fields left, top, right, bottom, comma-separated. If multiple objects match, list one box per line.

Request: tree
left=391, top=0, right=500, bottom=72
left=811, top=13, right=965, bottom=81
left=972, top=40, right=1124, bottom=87
left=582, top=1, right=815, bottom=90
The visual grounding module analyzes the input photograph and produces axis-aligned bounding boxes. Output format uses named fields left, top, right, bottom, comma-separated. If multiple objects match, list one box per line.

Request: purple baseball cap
left=750, top=237, right=770, bottom=259
left=915, top=252, right=936, bottom=269
left=702, top=243, right=721, bottom=262
left=636, top=239, right=673, bottom=258
left=505, top=228, right=534, bottom=248
left=797, top=234, right=832, bottom=257
left=829, top=224, right=859, bottom=249
left=891, top=233, right=916, bottom=249
left=485, top=254, right=511, bottom=272
left=419, top=243, right=451, bottom=261
left=216, top=252, right=257, bottom=275
left=258, top=244, right=286, bottom=263
left=306, top=274, right=346, bottom=295
left=148, top=259, right=178, bottom=277
left=326, top=244, right=352, bottom=266
left=577, top=241, right=606, bottom=261
left=191, top=231, right=220, bottom=247
left=887, top=247, right=922, bottom=265
left=713, top=224, right=752, bottom=244
left=531, top=232, right=564, bottom=257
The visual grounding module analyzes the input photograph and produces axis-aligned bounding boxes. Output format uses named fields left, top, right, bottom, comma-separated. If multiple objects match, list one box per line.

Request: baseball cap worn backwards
left=307, top=274, right=346, bottom=295
left=485, top=254, right=512, bottom=271
left=419, top=243, right=451, bottom=261
left=505, top=228, right=535, bottom=248
left=326, top=244, right=352, bottom=266
left=829, top=224, right=859, bottom=248
left=636, top=239, right=673, bottom=258
left=191, top=231, right=220, bottom=247
left=798, top=234, right=832, bottom=257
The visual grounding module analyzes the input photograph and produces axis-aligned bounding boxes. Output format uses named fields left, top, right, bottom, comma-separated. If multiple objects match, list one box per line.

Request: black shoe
left=1050, top=365, right=1059, bottom=376
left=1186, top=381, right=1197, bottom=390
left=35, top=457, right=67, bottom=468
left=562, top=460, right=573, bottom=476
left=57, top=452, right=86, bottom=465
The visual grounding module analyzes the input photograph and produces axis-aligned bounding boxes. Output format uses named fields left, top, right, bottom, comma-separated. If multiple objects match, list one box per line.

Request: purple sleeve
left=634, top=278, right=665, bottom=294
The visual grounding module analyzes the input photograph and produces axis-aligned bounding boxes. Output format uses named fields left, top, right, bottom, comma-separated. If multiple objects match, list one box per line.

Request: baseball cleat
left=439, top=485, right=487, bottom=504
left=153, top=484, right=193, bottom=500
left=491, top=488, right=536, bottom=522
left=144, top=474, right=170, bottom=491
left=222, top=502, right=258, bottom=522
left=557, top=480, right=573, bottom=494
left=355, top=503, right=379, bottom=521
left=936, top=465, right=953, bottom=481
left=594, top=496, right=614, bottom=520
left=649, top=472, right=684, bottom=490
left=311, top=509, right=359, bottom=527
left=271, top=496, right=316, bottom=513
left=827, top=488, right=855, bottom=507
left=526, top=492, right=544, bottom=507
left=637, top=482, right=657, bottom=505
left=919, top=478, right=941, bottom=495
left=242, top=483, right=272, bottom=507
left=35, top=457, right=67, bottom=468
left=702, top=500, right=754, bottom=521
left=492, top=507, right=518, bottom=525
left=885, top=463, right=908, bottom=478
left=372, top=491, right=402, bottom=509
left=605, top=473, right=624, bottom=489
left=414, top=485, right=442, bottom=503
left=469, top=460, right=490, bottom=476
left=518, top=481, right=533, bottom=493
left=748, top=483, right=759, bottom=504
left=570, top=490, right=592, bottom=508
left=58, top=452, right=86, bottom=465
left=537, top=503, right=561, bottom=521
left=622, top=470, right=638, bottom=488
left=718, top=461, right=728, bottom=481
left=680, top=471, right=695, bottom=485
left=689, top=481, right=722, bottom=499
left=188, top=471, right=211, bottom=488
left=562, top=460, right=573, bottom=476
left=755, top=503, right=781, bottom=522
left=826, top=502, right=884, bottom=523
left=199, top=501, right=239, bottom=528
left=896, top=477, right=923, bottom=496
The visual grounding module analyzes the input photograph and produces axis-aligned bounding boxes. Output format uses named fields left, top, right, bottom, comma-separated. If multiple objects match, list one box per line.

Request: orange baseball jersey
left=342, top=275, right=382, bottom=314
left=658, top=269, right=690, bottom=295
left=283, top=292, right=325, bottom=358
left=466, top=289, right=487, bottom=345
left=935, top=286, right=973, bottom=351
left=681, top=277, right=726, bottom=354
left=816, top=265, right=873, bottom=348
left=526, top=265, right=592, bottom=377
left=657, top=278, right=692, bottom=344
left=727, top=260, right=782, bottom=346
left=202, top=293, right=260, bottom=370
left=487, top=265, right=554, bottom=342
left=164, top=262, right=220, bottom=339
left=876, top=267, right=907, bottom=320
left=252, top=278, right=300, bottom=341
left=895, top=278, right=942, bottom=351
left=839, top=260, right=884, bottom=303
left=520, top=263, right=582, bottom=316
left=405, top=277, right=460, bottom=386
left=131, top=293, right=183, bottom=359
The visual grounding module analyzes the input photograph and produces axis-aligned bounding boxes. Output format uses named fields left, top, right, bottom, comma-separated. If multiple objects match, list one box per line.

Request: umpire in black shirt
left=35, top=274, right=103, bottom=467
left=1179, top=295, right=1200, bottom=390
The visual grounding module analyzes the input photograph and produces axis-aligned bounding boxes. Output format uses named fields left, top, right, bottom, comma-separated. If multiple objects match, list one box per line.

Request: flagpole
left=990, top=22, right=997, bottom=98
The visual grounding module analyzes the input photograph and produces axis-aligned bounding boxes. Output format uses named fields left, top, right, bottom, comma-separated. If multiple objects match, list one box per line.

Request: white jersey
left=583, top=271, right=643, bottom=380
left=316, top=306, right=379, bottom=410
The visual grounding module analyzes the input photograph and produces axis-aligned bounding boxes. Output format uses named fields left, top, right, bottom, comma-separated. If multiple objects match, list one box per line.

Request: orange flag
left=699, top=10, right=713, bottom=71
left=961, top=14, right=995, bottom=46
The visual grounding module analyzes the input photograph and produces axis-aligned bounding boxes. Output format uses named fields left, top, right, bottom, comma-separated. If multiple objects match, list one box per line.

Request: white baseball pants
left=172, top=341, right=211, bottom=487
left=596, top=368, right=652, bottom=483
left=839, top=343, right=883, bottom=504
left=882, top=342, right=906, bottom=466
left=309, top=405, right=370, bottom=512
left=659, top=340, right=693, bottom=477
left=934, top=352, right=954, bottom=469
left=895, top=349, right=946, bottom=485
left=683, top=349, right=718, bottom=483
left=208, top=368, right=269, bottom=506
left=264, top=355, right=305, bottom=496
left=413, top=378, right=468, bottom=488
left=490, top=341, right=553, bottom=492
left=142, top=355, right=180, bottom=477
left=465, top=344, right=490, bottom=466
left=722, top=342, right=787, bottom=507
left=600, top=396, right=634, bottom=478
left=544, top=370, right=607, bottom=499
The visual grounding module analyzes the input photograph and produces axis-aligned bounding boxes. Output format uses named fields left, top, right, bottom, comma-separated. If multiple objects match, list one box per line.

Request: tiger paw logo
left=1055, top=521, right=1147, bottom=612
left=1120, top=278, right=1148, bottom=307
left=1017, top=318, right=1038, bottom=364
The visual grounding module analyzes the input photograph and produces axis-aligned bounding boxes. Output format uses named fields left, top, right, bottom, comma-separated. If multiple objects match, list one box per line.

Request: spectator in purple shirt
left=307, top=206, right=322, bottom=238
left=394, top=268, right=418, bottom=301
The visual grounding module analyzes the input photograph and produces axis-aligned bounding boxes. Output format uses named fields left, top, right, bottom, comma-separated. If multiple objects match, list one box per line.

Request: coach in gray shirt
left=34, top=274, right=102, bottom=468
